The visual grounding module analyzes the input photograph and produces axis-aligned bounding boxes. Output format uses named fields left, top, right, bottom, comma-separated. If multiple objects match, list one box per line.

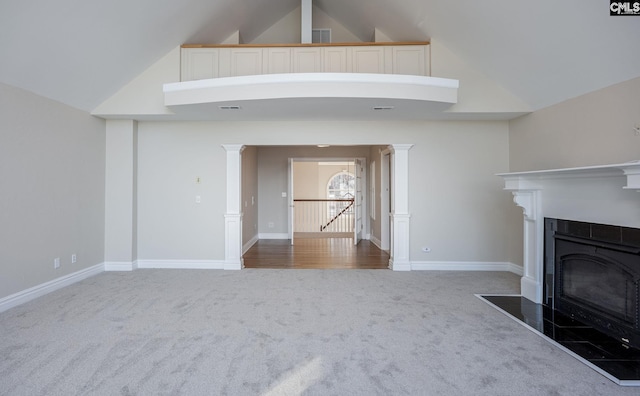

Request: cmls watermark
left=610, top=1, right=640, bottom=15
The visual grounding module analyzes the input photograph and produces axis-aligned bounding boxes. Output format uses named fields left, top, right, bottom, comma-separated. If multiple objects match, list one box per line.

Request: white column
left=104, top=120, right=138, bottom=271
left=301, top=0, right=312, bottom=44
left=223, top=144, right=245, bottom=270
left=511, top=190, right=543, bottom=303
left=388, top=144, right=413, bottom=271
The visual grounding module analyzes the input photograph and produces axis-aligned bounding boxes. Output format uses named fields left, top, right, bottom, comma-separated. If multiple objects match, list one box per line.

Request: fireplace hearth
left=546, top=219, right=640, bottom=349
left=496, top=162, right=640, bottom=384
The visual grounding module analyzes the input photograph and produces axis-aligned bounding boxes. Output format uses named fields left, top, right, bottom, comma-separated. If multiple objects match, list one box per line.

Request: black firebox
left=546, top=218, right=640, bottom=349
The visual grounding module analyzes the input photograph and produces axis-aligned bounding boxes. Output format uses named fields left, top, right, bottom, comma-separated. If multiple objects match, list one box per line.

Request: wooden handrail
left=294, top=199, right=354, bottom=202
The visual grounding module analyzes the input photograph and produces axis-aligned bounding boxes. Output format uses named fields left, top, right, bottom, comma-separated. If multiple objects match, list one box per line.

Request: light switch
left=281, top=192, right=287, bottom=197
left=196, top=195, right=201, bottom=203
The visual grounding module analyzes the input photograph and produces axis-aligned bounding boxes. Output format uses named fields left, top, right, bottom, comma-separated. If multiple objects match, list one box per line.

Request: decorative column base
left=521, top=275, right=540, bottom=303
left=224, top=213, right=243, bottom=270
left=512, top=190, right=543, bottom=303
left=390, top=213, right=411, bottom=271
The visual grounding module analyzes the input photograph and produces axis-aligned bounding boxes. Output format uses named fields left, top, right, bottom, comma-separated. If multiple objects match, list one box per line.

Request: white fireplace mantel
left=497, top=161, right=640, bottom=303
left=499, top=160, right=640, bottom=191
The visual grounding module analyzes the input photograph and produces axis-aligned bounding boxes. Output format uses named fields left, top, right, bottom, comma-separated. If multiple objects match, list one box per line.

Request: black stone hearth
left=481, top=295, right=640, bottom=385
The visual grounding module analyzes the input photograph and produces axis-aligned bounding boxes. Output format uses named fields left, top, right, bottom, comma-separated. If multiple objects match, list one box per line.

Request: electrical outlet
left=268, top=222, right=275, bottom=228
left=54, top=258, right=60, bottom=269
left=71, top=254, right=77, bottom=264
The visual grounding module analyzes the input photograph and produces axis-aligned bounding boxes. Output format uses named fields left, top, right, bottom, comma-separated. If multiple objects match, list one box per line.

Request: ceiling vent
left=218, top=105, right=242, bottom=110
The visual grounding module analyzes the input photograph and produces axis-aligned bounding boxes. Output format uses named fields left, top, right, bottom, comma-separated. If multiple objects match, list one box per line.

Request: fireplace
left=546, top=218, right=640, bottom=348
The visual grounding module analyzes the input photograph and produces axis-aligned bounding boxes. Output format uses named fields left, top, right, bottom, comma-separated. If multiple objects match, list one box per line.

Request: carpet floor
left=0, top=269, right=637, bottom=395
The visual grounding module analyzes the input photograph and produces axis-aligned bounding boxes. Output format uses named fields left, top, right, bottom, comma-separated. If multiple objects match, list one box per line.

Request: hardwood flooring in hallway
left=243, top=238, right=390, bottom=269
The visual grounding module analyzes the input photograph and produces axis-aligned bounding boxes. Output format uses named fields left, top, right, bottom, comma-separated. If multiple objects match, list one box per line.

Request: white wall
left=134, top=121, right=521, bottom=266
left=509, top=76, right=640, bottom=172
left=0, top=83, right=105, bottom=299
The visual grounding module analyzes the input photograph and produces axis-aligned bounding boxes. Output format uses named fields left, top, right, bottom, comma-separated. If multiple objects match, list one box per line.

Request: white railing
left=294, top=199, right=354, bottom=235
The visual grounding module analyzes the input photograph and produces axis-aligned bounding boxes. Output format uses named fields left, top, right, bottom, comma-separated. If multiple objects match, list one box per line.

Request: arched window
left=327, top=172, right=355, bottom=199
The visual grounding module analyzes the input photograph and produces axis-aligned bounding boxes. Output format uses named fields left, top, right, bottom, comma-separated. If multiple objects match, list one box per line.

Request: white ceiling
left=1, top=0, right=639, bottom=114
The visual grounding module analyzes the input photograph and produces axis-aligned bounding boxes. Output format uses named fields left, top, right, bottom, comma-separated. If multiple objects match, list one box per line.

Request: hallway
left=243, top=238, right=389, bottom=269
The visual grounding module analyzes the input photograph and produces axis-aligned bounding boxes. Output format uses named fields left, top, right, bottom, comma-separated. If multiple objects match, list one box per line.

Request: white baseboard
left=137, top=260, right=225, bottom=270
left=370, top=236, right=382, bottom=249
left=104, top=261, right=136, bottom=271
left=505, top=262, right=524, bottom=276
left=0, top=263, right=104, bottom=313
left=411, top=261, right=523, bottom=275
left=389, top=259, right=411, bottom=271
left=243, top=234, right=259, bottom=254
left=258, top=233, right=289, bottom=240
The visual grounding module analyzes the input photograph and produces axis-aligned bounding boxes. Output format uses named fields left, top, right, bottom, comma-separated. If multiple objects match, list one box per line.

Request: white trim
left=223, top=145, right=245, bottom=270
left=258, top=233, right=289, bottom=239
left=370, top=235, right=382, bottom=250
left=165, top=73, right=459, bottom=96
left=497, top=161, right=640, bottom=190
left=389, top=259, right=411, bottom=271
left=411, top=261, right=523, bottom=275
left=137, top=260, right=225, bottom=270
left=104, top=261, right=136, bottom=271
left=243, top=234, right=259, bottom=255
left=0, top=263, right=104, bottom=313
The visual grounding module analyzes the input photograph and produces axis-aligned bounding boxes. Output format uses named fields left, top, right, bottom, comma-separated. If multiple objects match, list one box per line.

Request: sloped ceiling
left=1, top=0, right=639, bottom=113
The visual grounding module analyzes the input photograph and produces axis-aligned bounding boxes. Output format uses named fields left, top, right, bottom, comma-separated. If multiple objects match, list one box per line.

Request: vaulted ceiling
left=1, top=0, right=639, bottom=113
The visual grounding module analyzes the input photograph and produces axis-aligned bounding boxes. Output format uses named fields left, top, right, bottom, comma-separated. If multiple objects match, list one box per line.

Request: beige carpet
left=0, top=269, right=635, bottom=395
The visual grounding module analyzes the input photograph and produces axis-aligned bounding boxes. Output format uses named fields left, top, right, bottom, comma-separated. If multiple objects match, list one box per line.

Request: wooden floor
left=243, top=238, right=390, bottom=269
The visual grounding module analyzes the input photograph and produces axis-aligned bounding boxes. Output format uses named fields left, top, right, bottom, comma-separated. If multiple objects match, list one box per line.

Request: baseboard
left=505, top=262, right=524, bottom=276
left=258, top=233, right=289, bottom=240
left=389, top=259, right=410, bottom=271
left=104, top=261, right=136, bottom=271
left=370, top=236, right=382, bottom=250
left=137, top=260, right=225, bottom=270
left=411, top=261, right=523, bottom=275
left=0, top=263, right=104, bottom=313
left=243, top=234, right=259, bottom=255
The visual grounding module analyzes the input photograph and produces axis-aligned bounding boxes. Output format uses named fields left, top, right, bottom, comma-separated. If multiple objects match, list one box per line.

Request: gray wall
left=136, top=123, right=227, bottom=260
left=134, top=121, right=520, bottom=266
left=0, top=83, right=105, bottom=299
left=509, top=76, right=640, bottom=171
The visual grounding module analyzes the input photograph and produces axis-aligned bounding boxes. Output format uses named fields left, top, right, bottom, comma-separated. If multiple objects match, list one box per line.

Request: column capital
left=222, top=144, right=245, bottom=153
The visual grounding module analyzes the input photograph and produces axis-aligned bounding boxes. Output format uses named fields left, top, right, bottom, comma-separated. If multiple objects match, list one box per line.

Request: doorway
left=223, top=144, right=412, bottom=270
left=288, top=158, right=365, bottom=245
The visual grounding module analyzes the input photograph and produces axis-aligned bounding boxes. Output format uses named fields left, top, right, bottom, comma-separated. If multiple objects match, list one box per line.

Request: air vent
left=218, top=105, right=241, bottom=110
left=312, top=29, right=331, bottom=43
left=373, top=106, right=395, bottom=111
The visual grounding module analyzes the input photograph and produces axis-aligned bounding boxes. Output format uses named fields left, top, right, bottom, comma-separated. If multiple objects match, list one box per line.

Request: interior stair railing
left=293, top=199, right=354, bottom=236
